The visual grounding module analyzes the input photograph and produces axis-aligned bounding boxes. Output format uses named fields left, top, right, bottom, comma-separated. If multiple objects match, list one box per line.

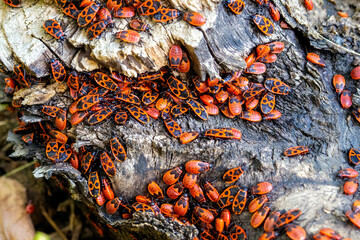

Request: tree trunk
left=1, top=0, right=360, bottom=239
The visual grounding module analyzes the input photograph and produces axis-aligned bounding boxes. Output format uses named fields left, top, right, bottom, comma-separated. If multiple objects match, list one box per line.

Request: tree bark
left=1, top=0, right=360, bottom=239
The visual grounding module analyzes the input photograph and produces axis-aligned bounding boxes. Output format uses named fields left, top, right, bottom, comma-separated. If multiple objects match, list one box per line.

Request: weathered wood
left=1, top=0, right=360, bottom=239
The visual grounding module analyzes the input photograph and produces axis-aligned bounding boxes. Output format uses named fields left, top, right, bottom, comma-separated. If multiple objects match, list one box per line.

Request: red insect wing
left=223, top=166, right=244, bottom=183
left=178, top=52, right=190, bottom=73
left=256, top=45, right=271, bottom=60
left=253, top=15, right=274, bottom=35
left=183, top=12, right=206, bottom=27
left=332, top=75, right=345, bottom=93
left=182, top=173, right=197, bottom=189
left=3, top=0, right=21, bottom=7
left=114, top=7, right=136, bottom=18
left=348, top=148, right=360, bottom=166
left=268, top=3, right=280, bottom=21
left=70, top=111, right=89, bottom=125
left=153, top=8, right=180, bottom=23
left=240, top=110, right=262, bottom=122
left=127, top=106, right=149, bottom=124
left=251, top=182, right=273, bottom=195
left=163, top=166, right=182, bottom=185
left=284, top=146, right=309, bottom=156
left=55, top=109, right=67, bottom=130
left=264, top=211, right=280, bottom=232
left=228, top=95, right=242, bottom=115
left=345, top=210, right=360, bottom=228
left=251, top=205, right=270, bottom=228
left=144, top=106, right=160, bottom=119
left=218, top=185, right=240, bottom=208
left=275, top=209, right=302, bottom=229
left=44, top=19, right=65, bottom=40
left=319, top=228, right=342, bottom=240
left=304, top=0, right=313, bottom=10
left=174, top=194, right=189, bottom=216
left=110, top=136, right=127, bottom=162
left=344, top=178, right=358, bottom=195
left=205, top=104, right=219, bottom=115
left=245, top=62, right=266, bottom=74
left=116, top=30, right=140, bottom=43
left=185, top=160, right=212, bottom=174
left=50, top=59, right=66, bottom=82
left=186, top=99, right=208, bottom=120
left=189, top=184, right=206, bottom=204
left=340, top=90, right=352, bottom=109
left=148, top=181, right=164, bottom=199
left=77, top=2, right=100, bottom=27
left=137, top=0, right=162, bottom=16
left=179, top=132, right=199, bottom=144
left=46, top=139, right=60, bottom=161
left=226, top=0, right=245, bottom=14
left=167, top=182, right=184, bottom=199
left=69, top=152, right=79, bottom=169
left=351, top=66, right=360, bottom=80
left=88, top=171, right=101, bottom=197
left=96, top=192, right=106, bottom=206
left=81, top=151, right=95, bottom=173
left=232, top=188, right=247, bottom=215
left=307, top=53, right=325, bottom=66
left=58, top=144, right=72, bottom=162
left=100, top=152, right=116, bottom=177
left=106, top=197, right=122, bottom=214
left=194, top=206, right=214, bottom=224
left=22, top=133, right=34, bottom=144
left=42, top=105, right=60, bottom=117
left=88, top=108, right=113, bottom=125
left=260, top=92, right=275, bottom=114
left=106, top=0, right=122, bottom=11
left=203, top=181, right=220, bottom=202
left=285, top=224, right=307, bottom=240
left=62, top=3, right=79, bottom=19
left=87, top=21, right=107, bottom=40
left=130, top=19, right=149, bottom=31
left=337, top=168, right=358, bottom=178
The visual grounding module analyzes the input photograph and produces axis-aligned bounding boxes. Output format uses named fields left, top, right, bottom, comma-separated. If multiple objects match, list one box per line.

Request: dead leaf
left=0, top=177, right=35, bottom=240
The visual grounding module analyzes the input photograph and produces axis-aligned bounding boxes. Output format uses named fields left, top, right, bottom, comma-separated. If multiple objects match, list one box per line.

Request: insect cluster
left=336, top=148, right=360, bottom=197
left=312, top=228, right=351, bottom=240
left=332, top=66, right=360, bottom=123
left=99, top=160, right=306, bottom=240
left=41, top=0, right=208, bottom=42
left=1, top=0, right=360, bottom=239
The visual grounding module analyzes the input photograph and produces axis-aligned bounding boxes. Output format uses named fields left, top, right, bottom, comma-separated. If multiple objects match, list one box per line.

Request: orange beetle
left=250, top=182, right=273, bottom=195
left=174, top=194, right=189, bottom=216
left=185, top=160, right=212, bottom=174
left=248, top=195, right=268, bottom=213
left=163, top=166, right=182, bottom=185
left=251, top=205, right=270, bottom=228
left=183, top=173, right=198, bottom=189
left=148, top=181, right=164, bottom=199
left=304, top=0, right=313, bottom=10
left=194, top=206, right=214, bottom=224
left=307, top=53, right=325, bottom=66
